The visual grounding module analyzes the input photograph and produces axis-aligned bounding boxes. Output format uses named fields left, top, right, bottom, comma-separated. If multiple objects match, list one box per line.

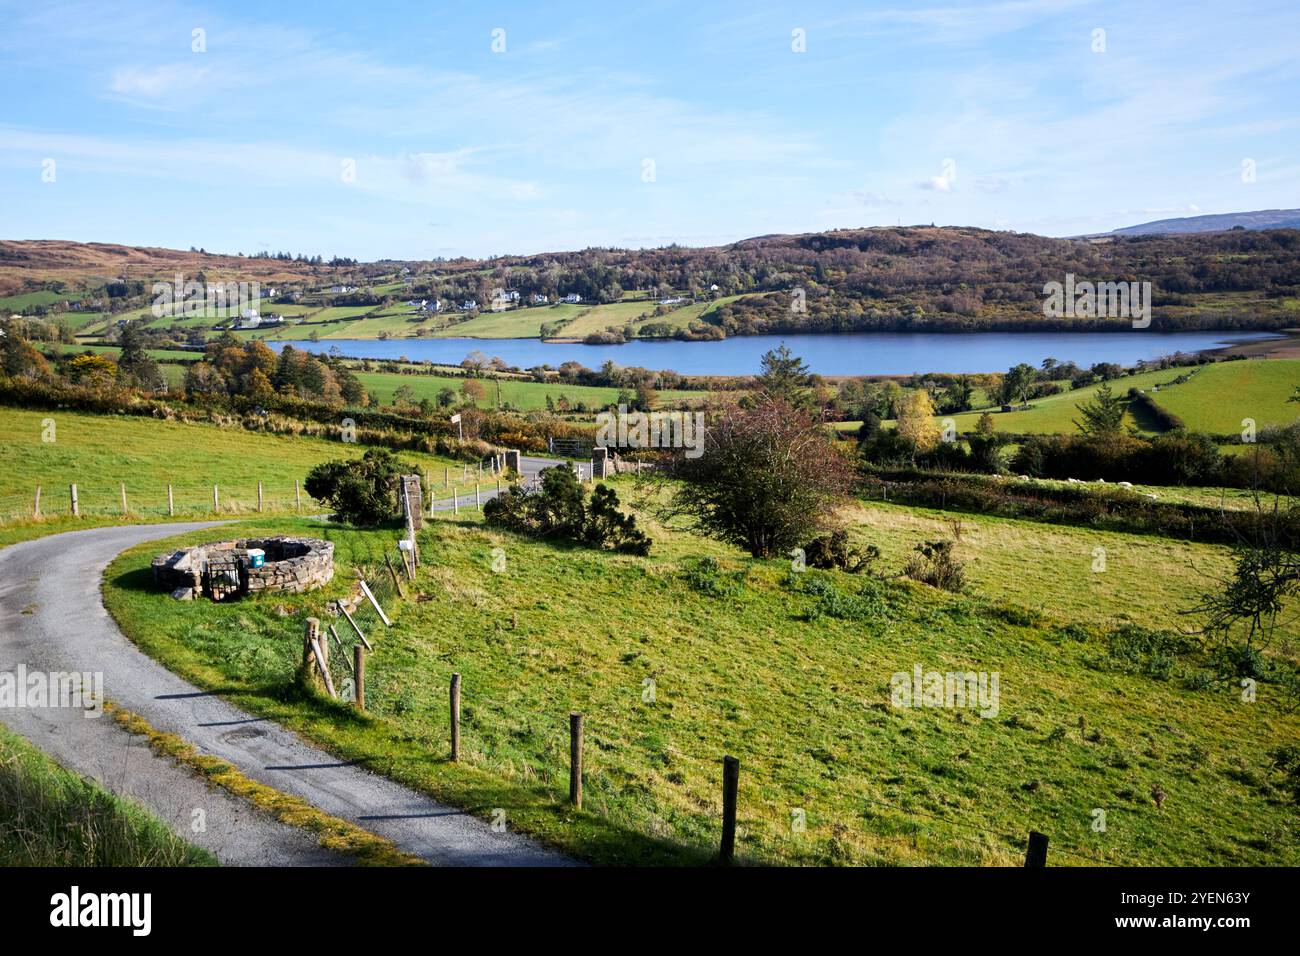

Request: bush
left=484, top=466, right=651, bottom=555
left=683, top=557, right=747, bottom=597
left=304, top=448, right=410, bottom=526
left=802, top=529, right=879, bottom=573
left=902, top=538, right=967, bottom=592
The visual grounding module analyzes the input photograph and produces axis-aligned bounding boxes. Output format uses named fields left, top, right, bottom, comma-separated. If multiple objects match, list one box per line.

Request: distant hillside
left=1107, top=209, right=1300, bottom=236
left=4, top=224, right=1300, bottom=336
left=0, top=239, right=352, bottom=298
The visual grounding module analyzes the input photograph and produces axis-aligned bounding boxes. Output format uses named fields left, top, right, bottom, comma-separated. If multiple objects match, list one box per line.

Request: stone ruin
left=151, top=536, right=334, bottom=602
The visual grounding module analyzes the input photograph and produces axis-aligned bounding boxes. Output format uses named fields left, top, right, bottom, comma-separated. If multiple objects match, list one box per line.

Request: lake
left=274, top=330, right=1281, bottom=376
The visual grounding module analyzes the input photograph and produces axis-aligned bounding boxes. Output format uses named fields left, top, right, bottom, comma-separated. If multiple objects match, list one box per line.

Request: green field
left=101, top=489, right=1300, bottom=867
left=555, top=296, right=749, bottom=340
left=0, top=406, right=468, bottom=521
left=355, top=370, right=707, bottom=411
left=432, top=304, right=585, bottom=339
left=0, top=290, right=77, bottom=311
left=1146, top=360, right=1300, bottom=433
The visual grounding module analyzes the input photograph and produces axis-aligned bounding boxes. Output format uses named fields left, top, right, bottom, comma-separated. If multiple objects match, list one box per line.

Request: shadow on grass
left=110, top=566, right=164, bottom=594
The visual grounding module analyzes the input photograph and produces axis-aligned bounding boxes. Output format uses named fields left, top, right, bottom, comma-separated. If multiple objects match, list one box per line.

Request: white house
left=329, top=284, right=355, bottom=294
left=563, top=293, right=582, bottom=304
left=532, top=294, right=549, bottom=305
left=460, top=299, right=478, bottom=311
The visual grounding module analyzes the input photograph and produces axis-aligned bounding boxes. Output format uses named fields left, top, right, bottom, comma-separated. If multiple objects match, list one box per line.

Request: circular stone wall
left=152, top=536, right=334, bottom=599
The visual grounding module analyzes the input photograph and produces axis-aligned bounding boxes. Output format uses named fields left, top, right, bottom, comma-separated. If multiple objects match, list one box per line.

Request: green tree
left=304, top=448, right=410, bottom=526
left=666, top=399, right=853, bottom=557
left=999, top=363, right=1036, bottom=406
left=753, top=345, right=812, bottom=408
left=116, top=320, right=164, bottom=390
left=1074, top=381, right=1126, bottom=437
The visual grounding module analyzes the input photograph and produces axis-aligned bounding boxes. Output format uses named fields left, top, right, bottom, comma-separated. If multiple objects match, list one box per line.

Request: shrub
left=303, top=448, right=410, bottom=526
left=902, top=538, right=967, bottom=592
left=484, top=466, right=651, bottom=555
left=802, top=529, right=880, bottom=573
left=683, top=557, right=747, bottom=597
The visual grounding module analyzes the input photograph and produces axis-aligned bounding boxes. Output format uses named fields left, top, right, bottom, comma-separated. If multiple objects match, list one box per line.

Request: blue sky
left=1, top=0, right=1297, bottom=260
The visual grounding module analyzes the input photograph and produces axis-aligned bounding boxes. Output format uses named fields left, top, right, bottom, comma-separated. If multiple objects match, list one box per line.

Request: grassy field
left=0, top=290, right=77, bottom=311
left=0, top=407, right=468, bottom=521
left=0, top=724, right=214, bottom=866
left=938, top=368, right=1179, bottom=435
left=839, top=499, right=1282, bottom=636
left=355, top=370, right=708, bottom=411
left=833, top=361, right=1299, bottom=438
left=101, top=490, right=1300, bottom=867
left=431, top=304, right=586, bottom=339
left=1146, top=359, right=1300, bottom=433
left=554, top=296, right=749, bottom=340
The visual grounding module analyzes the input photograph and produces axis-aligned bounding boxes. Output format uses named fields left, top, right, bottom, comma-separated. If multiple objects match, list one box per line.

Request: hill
left=1106, top=209, right=1300, bottom=237
left=6, top=224, right=1300, bottom=341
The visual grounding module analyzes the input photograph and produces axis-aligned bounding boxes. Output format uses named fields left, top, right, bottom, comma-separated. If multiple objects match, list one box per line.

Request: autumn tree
left=665, top=399, right=854, bottom=558
left=897, top=389, right=940, bottom=453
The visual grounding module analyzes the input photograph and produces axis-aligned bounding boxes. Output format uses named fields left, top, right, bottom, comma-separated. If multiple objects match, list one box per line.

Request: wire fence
left=0, top=481, right=325, bottom=525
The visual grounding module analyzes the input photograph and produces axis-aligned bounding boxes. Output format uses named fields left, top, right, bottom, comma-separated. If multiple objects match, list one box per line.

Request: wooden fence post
left=475, top=484, right=481, bottom=509
left=453, top=493, right=459, bottom=515
left=449, top=673, right=461, bottom=761
left=213, top=484, right=219, bottom=513
left=257, top=481, right=264, bottom=512
left=120, top=482, right=128, bottom=515
left=33, top=485, right=41, bottom=518
left=354, top=645, right=366, bottom=710
left=167, top=483, right=174, bottom=516
left=569, top=713, right=584, bottom=808
left=720, top=755, right=740, bottom=864
left=444, top=467, right=449, bottom=488
left=384, top=552, right=405, bottom=598
left=295, top=479, right=302, bottom=512
left=303, top=618, right=334, bottom=696
left=1025, top=831, right=1049, bottom=867
left=69, top=483, right=78, bottom=517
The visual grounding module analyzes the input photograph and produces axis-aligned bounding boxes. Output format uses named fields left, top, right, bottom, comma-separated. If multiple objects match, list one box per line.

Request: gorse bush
left=788, top=572, right=887, bottom=621
left=902, top=538, right=967, bottom=592
left=484, top=466, right=651, bottom=555
left=802, top=529, right=880, bottom=573
left=304, top=448, right=411, bottom=526
left=683, top=556, right=748, bottom=597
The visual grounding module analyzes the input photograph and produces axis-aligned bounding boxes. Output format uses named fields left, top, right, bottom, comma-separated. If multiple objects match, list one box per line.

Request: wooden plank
left=339, top=603, right=373, bottom=651
left=359, top=579, right=392, bottom=627
left=309, top=636, right=336, bottom=698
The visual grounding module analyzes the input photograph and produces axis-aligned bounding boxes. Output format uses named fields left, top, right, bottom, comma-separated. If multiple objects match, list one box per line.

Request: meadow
left=0, top=406, right=470, bottom=521
left=354, top=370, right=708, bottom=411
left=1145, top=359, right=1300, bottom=433
left=101, top=486, right=1300, bottom=867
left=554, top=295, right=748, bottom=340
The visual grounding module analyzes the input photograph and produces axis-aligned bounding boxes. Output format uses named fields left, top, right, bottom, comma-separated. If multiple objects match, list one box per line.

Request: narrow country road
left=0, top=518, right=575, bottom=866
